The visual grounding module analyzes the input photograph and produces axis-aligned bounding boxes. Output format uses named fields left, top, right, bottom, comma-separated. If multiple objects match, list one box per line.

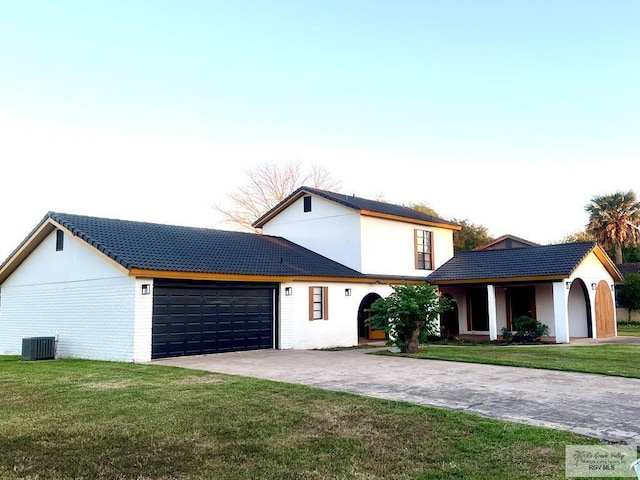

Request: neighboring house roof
left=252, top=186, right=461, bottom=230
left=0, top=212, right=370, bottom=284
left=428, top=242, right=622, bottom=284
left=475, top=234, right=539, bottom=250
left=616, top=262, right=640, bottom=279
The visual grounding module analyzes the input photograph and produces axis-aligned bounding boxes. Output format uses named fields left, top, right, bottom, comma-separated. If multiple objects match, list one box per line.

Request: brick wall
left=0, top=276, right=137, bottom=361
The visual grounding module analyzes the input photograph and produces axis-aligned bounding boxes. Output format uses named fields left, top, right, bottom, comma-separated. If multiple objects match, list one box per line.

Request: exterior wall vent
left=21, top=337, right=56, bottom=361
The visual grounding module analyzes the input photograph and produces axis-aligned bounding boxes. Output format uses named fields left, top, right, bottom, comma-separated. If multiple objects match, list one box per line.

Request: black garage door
left=152, top=280, right=277, bottom=359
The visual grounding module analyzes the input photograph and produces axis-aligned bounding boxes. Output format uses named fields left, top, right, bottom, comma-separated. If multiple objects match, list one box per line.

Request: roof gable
left=428, top=242, right=622, bottom=284
left=475, top=234, right=539, bottom=250
left=252, top=186, right=461, bottom=230
left=0, top=212, right=366, bottom=284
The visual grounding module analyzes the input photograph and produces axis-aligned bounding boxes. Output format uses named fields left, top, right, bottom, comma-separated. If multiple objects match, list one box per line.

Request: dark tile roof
left=616, top=262, right=640, bottom=278
left=47, top=212, right=364, bottom=278
left=253, top=186, right=460, bottom=229
left=428, top=242, right=598, bottom=283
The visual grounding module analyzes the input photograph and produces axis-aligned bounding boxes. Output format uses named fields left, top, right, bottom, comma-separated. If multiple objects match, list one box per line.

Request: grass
left=380, top=343, right=640, bottom=378
left=0, top=356, right=608, bottom=480
left=618, top=321, right=640, bottom=336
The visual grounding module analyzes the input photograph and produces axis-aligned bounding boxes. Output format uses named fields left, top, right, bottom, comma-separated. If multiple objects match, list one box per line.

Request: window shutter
left=429, top=232, right=435, bottom=270
left=308, top=286, right=314, bottom=321
left=413, top=229, right=419, bottom=269
left=323, top=287, right=329, bottom=320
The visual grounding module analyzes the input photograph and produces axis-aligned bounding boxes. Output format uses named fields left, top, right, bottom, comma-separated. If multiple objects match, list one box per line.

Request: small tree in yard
left=617, top=273, right=640, bottom=321
left=367, top=283, right=452, bottom=354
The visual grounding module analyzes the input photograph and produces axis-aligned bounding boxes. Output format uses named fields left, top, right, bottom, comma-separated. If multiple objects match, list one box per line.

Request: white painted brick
left=0, top=276, right=137, bottom=361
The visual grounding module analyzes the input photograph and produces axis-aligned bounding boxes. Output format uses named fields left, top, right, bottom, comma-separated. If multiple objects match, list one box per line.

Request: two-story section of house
left=253, top=187, right=460, bottom=277
left=253, top=187, right=461, bottom=345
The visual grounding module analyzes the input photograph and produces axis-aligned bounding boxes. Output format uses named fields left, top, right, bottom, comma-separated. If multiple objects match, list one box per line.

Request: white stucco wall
left=278, top=281, right=393, bottom=350
left=0, top=230, right=141, bottom=362
left=261, top=193, right=456, bottom=276
left=535, top=283, right=555, bottom=336
left=261, top=195, right=363, bottom=271
left=570, top=251, right=618, bottom=335
left=570, top=252, right=616, bottom=292
left=360, top=216, right=455, bottom=276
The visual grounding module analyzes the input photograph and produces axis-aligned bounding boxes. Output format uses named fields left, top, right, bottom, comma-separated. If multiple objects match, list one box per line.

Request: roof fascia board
left=360, top=210, right=462, bottom=230
left=430, top=275, right=567, bottom=285
left=128, top=268, right=424, bottom=285
left=592, top=245, right=624, bottom=282
left=252, top=189, right=314, bottom=228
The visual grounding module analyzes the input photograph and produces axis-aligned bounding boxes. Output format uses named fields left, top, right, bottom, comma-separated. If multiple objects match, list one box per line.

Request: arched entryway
left=357, top=293, right=385, bottom=340
left=595, top=280, right=615, bottom=337
left=568, top=279, right=592, bottom=339
left=440, top=293, right=459, bottom=337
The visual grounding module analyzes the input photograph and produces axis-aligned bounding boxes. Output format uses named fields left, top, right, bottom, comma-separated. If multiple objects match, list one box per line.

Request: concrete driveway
left=154, top=348, right=640, bottom=444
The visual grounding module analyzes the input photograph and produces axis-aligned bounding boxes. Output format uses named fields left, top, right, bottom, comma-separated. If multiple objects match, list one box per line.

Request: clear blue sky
left=1, top=0, right=638, bottom=260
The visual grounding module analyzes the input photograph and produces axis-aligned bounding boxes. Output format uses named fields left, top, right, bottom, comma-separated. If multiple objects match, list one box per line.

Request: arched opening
left=568, top=279, right=592, bottom=339
left=595, top=280, right=615, bottom=337
left=357, top=293, right=383, bottom=340
left=440, top=293, right=459, bottom=337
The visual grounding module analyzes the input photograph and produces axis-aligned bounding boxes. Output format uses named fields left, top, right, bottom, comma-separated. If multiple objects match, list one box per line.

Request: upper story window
left=414, top=229, right=433, bottom=270
left=309, top=286, right=328, bottom=320
left=55, top=230, right=64, bottom=251
left=303, top=196, right=312, bottom=212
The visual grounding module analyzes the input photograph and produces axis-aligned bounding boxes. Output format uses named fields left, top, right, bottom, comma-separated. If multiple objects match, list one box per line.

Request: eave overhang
left=360, top=210, right=461, bottom=230
left=430, top=275, right=568, bottom=285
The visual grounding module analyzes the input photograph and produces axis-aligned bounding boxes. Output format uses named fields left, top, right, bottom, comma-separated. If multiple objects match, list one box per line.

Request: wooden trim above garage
left=128, top=268, right=429, bottom=285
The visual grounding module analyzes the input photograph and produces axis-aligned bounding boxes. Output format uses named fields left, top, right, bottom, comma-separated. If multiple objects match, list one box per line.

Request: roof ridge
left=254, top=186, right=460, bottom=228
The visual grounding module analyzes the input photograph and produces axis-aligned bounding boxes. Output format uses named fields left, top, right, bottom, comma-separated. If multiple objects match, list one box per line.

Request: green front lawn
left=390, top=344, right=640, bottom=378
left=618, top=321, right=640, bottom=336
left=0, top=356, right=602, bottom=480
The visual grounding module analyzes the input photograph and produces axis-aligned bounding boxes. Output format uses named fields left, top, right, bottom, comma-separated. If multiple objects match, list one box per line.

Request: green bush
left=500, top=327, right=512, bottom=342
left=511, top=316, right=549, bottom=343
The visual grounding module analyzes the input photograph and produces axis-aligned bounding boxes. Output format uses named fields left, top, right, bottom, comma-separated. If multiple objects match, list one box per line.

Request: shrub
left=511, top=316, right=549, bottom=343
left=500, top=327, right=512, bottom=342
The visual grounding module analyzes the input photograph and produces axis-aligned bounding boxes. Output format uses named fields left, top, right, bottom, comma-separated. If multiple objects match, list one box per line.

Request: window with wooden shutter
left=414, top=229, right=433, bottom=270
left=309, top=286, right=329, bottom=320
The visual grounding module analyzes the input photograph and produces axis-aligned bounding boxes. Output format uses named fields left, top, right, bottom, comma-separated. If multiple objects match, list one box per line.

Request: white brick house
left=0, top=187, right=460, bottom=361
left=0, top=186, right=621, bottom=362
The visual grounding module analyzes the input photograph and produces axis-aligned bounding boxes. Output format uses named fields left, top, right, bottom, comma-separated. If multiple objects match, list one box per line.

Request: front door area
left=357, top=293, right=386, bottom=340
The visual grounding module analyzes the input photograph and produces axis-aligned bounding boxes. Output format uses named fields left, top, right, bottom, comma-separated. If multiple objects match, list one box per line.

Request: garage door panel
left=152, top=281, right=275, bottom=359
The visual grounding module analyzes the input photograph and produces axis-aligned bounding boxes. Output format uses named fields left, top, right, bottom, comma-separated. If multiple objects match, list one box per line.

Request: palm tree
left=585, top=190, right=640, bottom=264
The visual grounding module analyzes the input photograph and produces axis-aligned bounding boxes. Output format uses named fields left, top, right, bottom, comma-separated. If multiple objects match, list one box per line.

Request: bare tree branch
left=214, top=160, right=343, bottom=232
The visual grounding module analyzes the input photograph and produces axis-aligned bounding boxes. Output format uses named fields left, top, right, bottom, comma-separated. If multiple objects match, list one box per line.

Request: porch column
left=487, top=284, right=498, bottom=341
left=553, top=281, right=570, bottom=343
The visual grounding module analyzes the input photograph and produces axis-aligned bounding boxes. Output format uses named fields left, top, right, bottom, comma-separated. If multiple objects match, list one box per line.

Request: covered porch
left=429, top=242, right=622, bottom=343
